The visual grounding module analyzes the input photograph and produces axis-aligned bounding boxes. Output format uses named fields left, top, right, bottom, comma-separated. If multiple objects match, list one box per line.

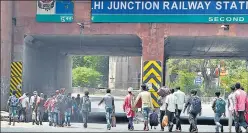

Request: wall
left=23, top=42, right=72, bottom=95
left=108, top=56, right=141, bottom=90
left=1, top=1, right=13, bottom=110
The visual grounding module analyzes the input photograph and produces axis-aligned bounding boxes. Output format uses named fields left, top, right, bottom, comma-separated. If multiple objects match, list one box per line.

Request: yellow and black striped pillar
left=143, top=61, right=162, bottom=108
left=10, top=62, right=23, bottom=97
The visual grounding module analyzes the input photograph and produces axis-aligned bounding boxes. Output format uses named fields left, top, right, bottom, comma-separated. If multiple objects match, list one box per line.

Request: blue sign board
left=36, top=0, right=74, bottom=23
left=91, top=0, right=248, bottom=23
left=194, top=76, right=202, bottom=85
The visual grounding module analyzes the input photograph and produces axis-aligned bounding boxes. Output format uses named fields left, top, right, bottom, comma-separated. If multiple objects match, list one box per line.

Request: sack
left=157, top=87, right=170, bottom=97
left=111, top=116, right=116, bottom=127
left=162, top=115, right=168, bottom=127
left=190, top=96, right=201, bottom=114
left=149, top=112, right=159, bottom=126
left=134, top=97, right=142, bottom=108
left=215, top=98, right=226, bottom=114
left=82, top=96, right=91, bottom=112
left=32, top=111, right=36, bottom=120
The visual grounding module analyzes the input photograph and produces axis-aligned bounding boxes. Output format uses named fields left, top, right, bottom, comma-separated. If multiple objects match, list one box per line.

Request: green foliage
left=72, top=56, right=109, bottom=87
left=167, top=59, right=248, bottom=96
left=221, top=69, right=248, bottom=92
left=72, top=67, right=102, bottom=87
left=168, top=70, right=198, bottom=94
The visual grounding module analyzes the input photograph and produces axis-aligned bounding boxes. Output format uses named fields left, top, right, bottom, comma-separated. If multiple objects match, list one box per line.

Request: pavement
left=1, top=121, right=245, bottom=132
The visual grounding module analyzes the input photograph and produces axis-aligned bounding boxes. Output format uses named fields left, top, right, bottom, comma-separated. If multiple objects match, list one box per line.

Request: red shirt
left=123, top=94, right=135, bottom=118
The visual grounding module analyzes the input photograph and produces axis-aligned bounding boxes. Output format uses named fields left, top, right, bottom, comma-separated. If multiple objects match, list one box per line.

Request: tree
left=72, top=56, right=84, bottom=69
left=166, top=59, right=247, bottom=95
left=72, top=67, right=102, bottom=88
left=221, top=69, right=248, bottom=92
left=168, top=70, right=198, bottom=94
left=72, top=56, right=109, bottom=87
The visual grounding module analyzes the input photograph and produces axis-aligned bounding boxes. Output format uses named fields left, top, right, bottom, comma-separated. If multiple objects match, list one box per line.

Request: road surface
left=1, top=121, right=244, bottom=132
left=1, top=96, right=235, bottom=132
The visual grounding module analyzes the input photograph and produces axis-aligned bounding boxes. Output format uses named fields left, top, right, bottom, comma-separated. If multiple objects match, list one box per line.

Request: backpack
left=215, top=98, right=226, bottom=114
left=190, top=96, right=201, bottom=114
left=65, top=97, right=73, bottom=109
left=57, top=94, right=66, bottom=110
left=81, top=96, right=91, bottom=112
left=9, top=96, right=19, bottom=107
left=149, top=112, right=159, bottom=126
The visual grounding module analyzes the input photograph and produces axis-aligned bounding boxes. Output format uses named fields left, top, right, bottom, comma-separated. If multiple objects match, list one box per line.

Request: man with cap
left=7, top=90, right=19, bottom=126
left=123, top=87, right=135, bottom=130
left=30, top=91, right=40, bottom=125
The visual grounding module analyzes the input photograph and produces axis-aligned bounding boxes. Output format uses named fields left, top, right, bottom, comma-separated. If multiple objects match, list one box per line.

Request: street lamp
left=77, top=22, right=84, bottom=49
left=77, top=23, right=84, bottom=34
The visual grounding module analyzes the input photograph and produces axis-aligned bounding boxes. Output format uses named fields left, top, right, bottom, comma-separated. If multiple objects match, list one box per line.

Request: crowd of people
left=6, top=82, right=248, bottom=133
left=7, top=88, right=91, bottom=128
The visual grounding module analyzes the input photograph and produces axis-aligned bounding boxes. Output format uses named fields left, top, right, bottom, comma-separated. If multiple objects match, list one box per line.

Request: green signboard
left=91, top=1, right=248, bottom=23
left=36, top=0, right=74, bottom=23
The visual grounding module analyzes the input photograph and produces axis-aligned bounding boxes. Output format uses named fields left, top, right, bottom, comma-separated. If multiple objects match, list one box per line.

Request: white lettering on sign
left=93, top=1, right=248, bottom=11
left=209, top=17, right=245, bottom=22
left=107, top=1, right=160, bottom=10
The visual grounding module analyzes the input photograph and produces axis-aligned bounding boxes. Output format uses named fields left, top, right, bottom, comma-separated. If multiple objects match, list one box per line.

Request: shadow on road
left=87, top=112, right=229, bottom=126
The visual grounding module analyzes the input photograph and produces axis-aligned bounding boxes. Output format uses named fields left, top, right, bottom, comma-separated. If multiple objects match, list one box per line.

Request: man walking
left=7, top=91, right=19, bottom=126
left=56, top=88, right=66, bottom=127
left=18, top=93, right=29, bottom=123
left=98, top=89, right=115, bottom=130
left=183, top=90, right=202, bottom=133
left=234, top=83, right=248, bottom=133
left=228, top=86, right=236, bottom=132
left=174, top=87, right=186, bottom=132
left=134, top=84, right=154, bottom=131
left=81, top=91, right=91, bottom=128
left=30, top=91, right=39, bottom=125
left=158, top=86, right=171, bottom=131
left=64, top=93, right=73, bottom=126
left=53, top=90, right=60, bottom=126
left=123, top=87, right=135, bottom=131
left=165, top=88, right=178, bottom=132
left=44, top=94, right=55, bottom=126
left=212, top=91, right=226, bottom=133
left=36, top=93, right=45, bottom=125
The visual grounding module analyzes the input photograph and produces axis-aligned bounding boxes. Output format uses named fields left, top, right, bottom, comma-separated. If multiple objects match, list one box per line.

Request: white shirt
left=165, top=93, right=177, bottom=112
left=228, top=92, right=235, bottom=111
left=174, top=90, right=186, bottom=110
left=21, top=97, right=29, bottom=108
left=159, top=96, right=167, bottom=111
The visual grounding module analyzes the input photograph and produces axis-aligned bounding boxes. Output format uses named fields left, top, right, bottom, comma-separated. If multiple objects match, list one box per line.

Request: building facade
left=2, top=1, right=248, bottom=109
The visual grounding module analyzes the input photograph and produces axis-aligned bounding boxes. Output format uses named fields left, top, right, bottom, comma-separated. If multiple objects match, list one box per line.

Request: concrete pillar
left=127, top=57, right=141, bottom=89
left=23, top=43, right=72, bottom=95
left=1, top=1, right=13, bottom=110
left=108, top=56, right=116, bottom=89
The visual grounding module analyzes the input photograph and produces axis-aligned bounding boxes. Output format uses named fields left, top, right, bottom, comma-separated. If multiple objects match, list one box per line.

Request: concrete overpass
left=1, top=1, right=248, bottom=110
left=22, top=34, right=142, bottom=94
